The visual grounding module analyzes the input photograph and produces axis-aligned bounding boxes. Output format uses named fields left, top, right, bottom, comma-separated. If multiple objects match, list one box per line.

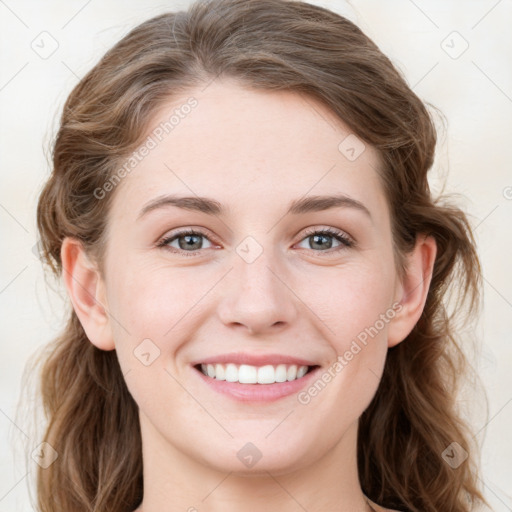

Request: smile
left=197, top=363, right=315, bottom=384
left=192, top=363, right=322, bottom=402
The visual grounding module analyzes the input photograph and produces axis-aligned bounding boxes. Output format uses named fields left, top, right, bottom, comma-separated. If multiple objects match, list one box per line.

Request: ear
left=61, top=237, right=115, bottom=351
left=387, top=234, right=437, bottom=348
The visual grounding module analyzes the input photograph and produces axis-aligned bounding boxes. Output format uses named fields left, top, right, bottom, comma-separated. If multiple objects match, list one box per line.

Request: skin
left=62, top=79, right=436, bottom=512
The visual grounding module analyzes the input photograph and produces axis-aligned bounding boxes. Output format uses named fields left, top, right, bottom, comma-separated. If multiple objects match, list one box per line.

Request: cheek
left=105, top=264, right=202, bottom=408
left=307, top=261, right=396, bottom=347
left=108, top=261, right=203, bottom=333
left=104, top=260, right=210, bottom=381
left=305, top=259, right=395, bottom=413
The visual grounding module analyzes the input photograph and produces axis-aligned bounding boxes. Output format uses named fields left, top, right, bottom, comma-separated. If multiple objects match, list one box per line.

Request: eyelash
left=157, top=227, right=354, bottom=257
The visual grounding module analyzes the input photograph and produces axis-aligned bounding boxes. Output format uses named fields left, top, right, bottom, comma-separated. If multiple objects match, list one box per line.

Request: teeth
left=297, top=365, right=308, bottom=378
left=214, top=363, right=225, bottom=380
left=287, top=365, right=297, bottom=380
left=199, top=363, right=310, bottom=384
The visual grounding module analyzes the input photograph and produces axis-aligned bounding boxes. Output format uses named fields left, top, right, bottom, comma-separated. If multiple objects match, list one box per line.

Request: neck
left=135, top=412, right=373, bottom=512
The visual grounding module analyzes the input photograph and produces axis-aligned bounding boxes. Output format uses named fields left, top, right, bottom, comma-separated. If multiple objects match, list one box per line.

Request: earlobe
left=387, top=235, right=437, bottom=348
left=61, top=237, right=115, bottom=351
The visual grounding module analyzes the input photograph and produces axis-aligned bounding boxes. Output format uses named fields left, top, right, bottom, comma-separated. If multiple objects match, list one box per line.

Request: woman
left=29, top=0, right=489, bottom=510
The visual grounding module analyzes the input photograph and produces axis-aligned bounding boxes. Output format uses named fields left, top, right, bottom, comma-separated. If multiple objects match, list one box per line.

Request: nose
left=216, top=249, right=299, bottom=335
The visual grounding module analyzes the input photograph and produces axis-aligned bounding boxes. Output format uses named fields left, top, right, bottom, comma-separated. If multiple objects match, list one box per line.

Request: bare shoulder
left=368, top=500, right=401, bottom=512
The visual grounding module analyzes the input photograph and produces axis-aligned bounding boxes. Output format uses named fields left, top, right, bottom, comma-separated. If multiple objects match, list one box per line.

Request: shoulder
left=368, top=500, right=401, bottom=512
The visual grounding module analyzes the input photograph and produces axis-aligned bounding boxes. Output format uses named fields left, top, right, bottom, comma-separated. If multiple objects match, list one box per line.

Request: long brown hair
left=22, top=0, right=489, bottom=510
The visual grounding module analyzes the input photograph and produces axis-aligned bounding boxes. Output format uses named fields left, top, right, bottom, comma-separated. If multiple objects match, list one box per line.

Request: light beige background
left=1, top=0, right=511, bottom=510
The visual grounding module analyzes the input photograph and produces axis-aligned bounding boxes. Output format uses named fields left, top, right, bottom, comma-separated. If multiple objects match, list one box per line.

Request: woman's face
left=99, top=80, right=403, bottom=474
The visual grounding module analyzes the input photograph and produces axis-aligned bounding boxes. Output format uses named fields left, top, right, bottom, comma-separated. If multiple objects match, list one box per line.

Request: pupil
left=311, top=234, right=332, bottom=250
left=179, top=234, right=202, bottom=250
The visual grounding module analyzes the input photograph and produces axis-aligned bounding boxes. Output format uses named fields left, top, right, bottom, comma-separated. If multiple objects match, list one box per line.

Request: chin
left=197, top=442, right=311, bottom=476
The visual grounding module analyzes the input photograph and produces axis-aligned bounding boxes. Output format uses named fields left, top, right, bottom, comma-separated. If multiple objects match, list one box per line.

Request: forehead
left=109, top=79, right=388, bottom=221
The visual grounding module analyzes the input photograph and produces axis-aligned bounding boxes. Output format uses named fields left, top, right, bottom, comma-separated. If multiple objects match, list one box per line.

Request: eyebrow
left=138, top=193, right=372, bottom=220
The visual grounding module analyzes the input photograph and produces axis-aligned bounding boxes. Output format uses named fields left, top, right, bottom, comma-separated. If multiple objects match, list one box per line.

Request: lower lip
left=192, top=365, right=321, bottom=402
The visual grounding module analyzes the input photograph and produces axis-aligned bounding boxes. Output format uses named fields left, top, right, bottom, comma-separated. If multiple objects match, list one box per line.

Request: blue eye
left=296, top=227, right=353, bottom=252
left=157, top=227, right=353, bottom=256
left=158, top=229, right=213, bottom=255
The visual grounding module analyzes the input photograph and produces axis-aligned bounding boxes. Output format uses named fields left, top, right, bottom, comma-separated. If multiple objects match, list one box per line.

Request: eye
left=296, top=227, right=353, bottom=253
left=157, top=226, right=354, bottom=257
left=157, top=229, right=214, bottom=255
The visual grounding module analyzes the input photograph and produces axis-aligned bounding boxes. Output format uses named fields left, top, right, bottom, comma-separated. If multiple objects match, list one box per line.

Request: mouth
left=193, top=363, right=321, bottom=385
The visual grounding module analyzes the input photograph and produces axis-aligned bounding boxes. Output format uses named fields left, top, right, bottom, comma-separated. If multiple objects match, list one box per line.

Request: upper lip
left=191, top=352, right=319, bottom=367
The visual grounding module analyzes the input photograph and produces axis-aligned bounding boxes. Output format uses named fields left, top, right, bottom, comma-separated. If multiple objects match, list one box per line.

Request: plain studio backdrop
left=0, top=1, right=511, bottom=510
